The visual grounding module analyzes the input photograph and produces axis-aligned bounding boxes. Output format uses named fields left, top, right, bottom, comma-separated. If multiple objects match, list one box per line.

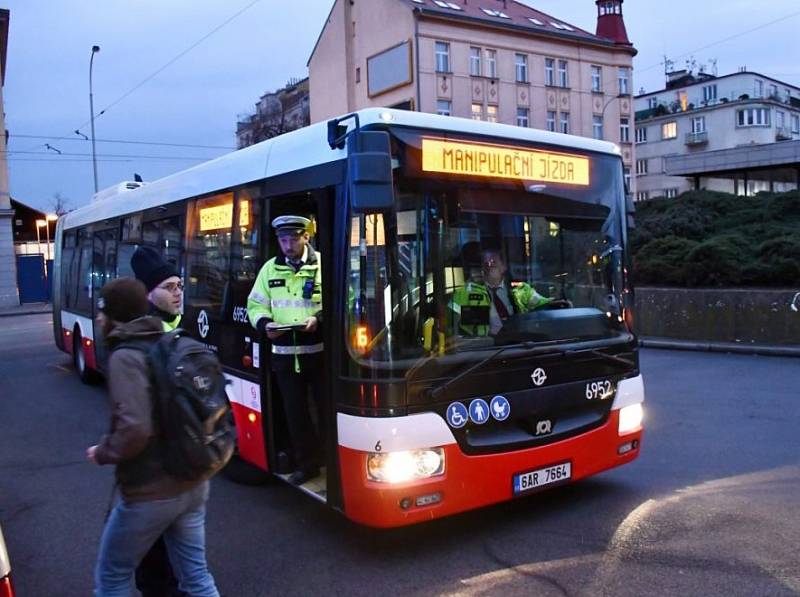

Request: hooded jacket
left=94, top=315, right=198, bottom=501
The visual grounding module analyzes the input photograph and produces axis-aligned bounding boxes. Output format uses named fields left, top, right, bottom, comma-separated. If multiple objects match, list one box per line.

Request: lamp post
left=45, top=214, right=57, bottom=261
left=89, top=45, right=101, bottom=194
left=35, top=219, right=45, bottom=259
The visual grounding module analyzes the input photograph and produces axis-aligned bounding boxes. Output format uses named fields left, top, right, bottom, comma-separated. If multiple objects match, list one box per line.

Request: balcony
left=775, top=126, right=793, bottom=141
left=685, top=131, right=708, bottom=146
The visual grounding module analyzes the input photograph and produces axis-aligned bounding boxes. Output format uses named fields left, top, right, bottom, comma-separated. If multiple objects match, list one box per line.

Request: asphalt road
left=1, top=313, right=798, bottom=596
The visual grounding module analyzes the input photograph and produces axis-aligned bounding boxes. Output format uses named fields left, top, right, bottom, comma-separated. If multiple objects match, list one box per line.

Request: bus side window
left=75, top=228, right=93, bottom=314
left=229, top=189, right=261, bottom=321
left=185, top=193, right=232, bottom=313
left=61, top=230, right=77, bottom=309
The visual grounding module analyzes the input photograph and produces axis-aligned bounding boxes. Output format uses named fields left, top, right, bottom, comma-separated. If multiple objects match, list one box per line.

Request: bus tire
left=221, top=454, right=270, bottom=486
left=73, top=331, right=98, bottom=385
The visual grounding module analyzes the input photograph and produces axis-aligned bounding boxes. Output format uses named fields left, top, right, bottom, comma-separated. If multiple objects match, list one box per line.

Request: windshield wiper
left=429, top=339, right=565, bottom=400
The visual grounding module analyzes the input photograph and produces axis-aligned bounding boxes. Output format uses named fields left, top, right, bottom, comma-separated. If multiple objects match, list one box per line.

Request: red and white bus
left=52, top=108, right=644, bottom=528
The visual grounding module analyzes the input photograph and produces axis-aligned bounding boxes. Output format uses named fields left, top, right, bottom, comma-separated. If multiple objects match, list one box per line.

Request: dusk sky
left=4, top=0, right=800, bottom=213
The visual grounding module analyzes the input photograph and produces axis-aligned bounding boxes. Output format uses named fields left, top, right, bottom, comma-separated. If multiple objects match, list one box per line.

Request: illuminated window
left=661, top=121, right=677, bottom=139
left=486, top=105, right=498, bottom=123
left=471, top=103, right=483, bottom=120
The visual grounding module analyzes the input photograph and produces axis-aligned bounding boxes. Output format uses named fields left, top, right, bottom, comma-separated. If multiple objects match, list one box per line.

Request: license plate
left=513, top=462, right=571, bottom=495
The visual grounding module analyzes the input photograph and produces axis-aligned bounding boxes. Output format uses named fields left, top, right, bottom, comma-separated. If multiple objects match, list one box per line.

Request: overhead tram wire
left=637, top=9, right=800, bottom=74
left=10, top=133, right=235, bottom=151
left=3, top=149, right=214, bottom=161
left=14, top=0, right=262, bottom=153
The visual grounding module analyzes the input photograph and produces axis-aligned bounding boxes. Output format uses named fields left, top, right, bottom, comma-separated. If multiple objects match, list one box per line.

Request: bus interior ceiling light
left=367, top=448, right=445, bottom=483
left=618, top=403, right=643, bottom=435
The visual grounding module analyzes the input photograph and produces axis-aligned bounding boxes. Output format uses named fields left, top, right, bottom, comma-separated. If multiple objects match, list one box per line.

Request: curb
left=640, top=337, right=800, bottom=358
left=0, top=306, right=52, bottom=318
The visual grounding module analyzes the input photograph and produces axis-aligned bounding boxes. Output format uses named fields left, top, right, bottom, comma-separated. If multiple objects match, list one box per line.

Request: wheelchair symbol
left=446, top=402, right=468, bottom=428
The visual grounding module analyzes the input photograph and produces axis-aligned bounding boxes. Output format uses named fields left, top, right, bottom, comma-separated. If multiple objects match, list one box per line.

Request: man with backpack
left=87, top=277, right=224, bottom=597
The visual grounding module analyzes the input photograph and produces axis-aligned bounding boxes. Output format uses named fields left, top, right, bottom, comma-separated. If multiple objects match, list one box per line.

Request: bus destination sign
left=421, top=138, right=590, bottom=186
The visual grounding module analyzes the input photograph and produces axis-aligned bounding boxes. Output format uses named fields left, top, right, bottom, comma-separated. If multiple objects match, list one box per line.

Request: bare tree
left=50, top=192, right=72, bottom=215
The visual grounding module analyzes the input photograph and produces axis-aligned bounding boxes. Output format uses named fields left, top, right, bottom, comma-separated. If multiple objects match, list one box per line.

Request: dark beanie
left=131, top=246, right=179, bottom=291
left=97, top=278, right=149, bottom=323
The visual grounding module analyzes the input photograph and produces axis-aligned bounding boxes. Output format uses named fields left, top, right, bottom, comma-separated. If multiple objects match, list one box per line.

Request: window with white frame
left=754, top=79, right=763, bottom=98
left=691, top=116, right=706, bottom=133
left=618, top=67, right=630, bottom=95
left=486, top=105, right=498, bottom=123
left=471, top=103, right=483, bottom=120
left=435, top=41, right=450, bottom=73
left=792, top=114, right=800, bottom=134
left=619, top=117, right=630, bottom=143
left=545, top=58, right=555, bottom=86
left=469, top=47, right=481, bottom=76
left=769, top=84, right=778, bottom=98
left=647, top=97, right=658, bottom=109
left=665, top=188, right=679, bottom=198
left=623, top=167, right=631, bottom=191
left=637, top=191, right=649, bottom=201
left=703, top=84, right=717, bottom=103
left=662, top=121, right=677, bottom=139
left=591, top=65, right=602, bottom=93
left=546, top=111, right=556, bottom=132
left=776, top=111, right=785, bottom=128
left=635, top=126, right=647, bottom=143
left=558, top=60, right=569, bottom=87
left=436, top=100, right=451, bottom=116
left=515, top=53, right=528, bottom=83
left=516, top=107, right=529, bottom=127
left=592, top=115, right=603, bottom=139
left=737, top=108, right=770, bottom=126
left=559, top=112, right=570, bottom=134
left=635, top=159, right=648, bottom=175
left=485, top=49, right=497, bottom=78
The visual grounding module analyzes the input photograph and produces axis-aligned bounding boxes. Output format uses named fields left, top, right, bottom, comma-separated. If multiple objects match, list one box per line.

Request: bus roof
left=61, top=108, right=621, bottom=230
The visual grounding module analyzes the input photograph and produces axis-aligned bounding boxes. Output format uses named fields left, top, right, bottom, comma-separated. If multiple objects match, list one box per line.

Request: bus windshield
left=346, top=134, right=628, bottom=369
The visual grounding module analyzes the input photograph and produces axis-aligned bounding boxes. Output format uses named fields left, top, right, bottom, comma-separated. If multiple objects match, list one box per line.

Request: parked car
left=0, top=523, right=13, bottom=597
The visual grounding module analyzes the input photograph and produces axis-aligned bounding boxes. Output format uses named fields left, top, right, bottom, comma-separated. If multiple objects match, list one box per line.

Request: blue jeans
left=95, top=481, right=219, bottom=597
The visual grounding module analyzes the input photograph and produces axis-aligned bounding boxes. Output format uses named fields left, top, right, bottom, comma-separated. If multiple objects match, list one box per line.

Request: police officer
left=131, top=246, right=183, bottom=332
left=451, top=248, right=569, bottom=336
left=247, top=215, right=324, bottom=485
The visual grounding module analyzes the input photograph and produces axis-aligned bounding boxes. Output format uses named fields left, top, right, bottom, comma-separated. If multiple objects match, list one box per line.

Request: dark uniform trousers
left=271, top=352, right=326, bottom=470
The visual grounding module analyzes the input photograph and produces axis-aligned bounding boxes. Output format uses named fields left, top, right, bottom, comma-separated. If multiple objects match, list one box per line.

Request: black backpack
left=128, top=330, right=235, bottom=481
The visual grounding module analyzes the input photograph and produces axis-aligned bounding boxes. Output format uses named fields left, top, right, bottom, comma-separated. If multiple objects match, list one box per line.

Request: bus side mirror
left=348, top=130, right=394, bottom=213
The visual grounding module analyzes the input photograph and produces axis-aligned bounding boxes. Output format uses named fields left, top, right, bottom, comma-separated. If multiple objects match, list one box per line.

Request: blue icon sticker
left=469, top=398, right=490, bottom=425
left=446, top=402, right=468, bottom=428
left=490, top=395, right=510, bottom=421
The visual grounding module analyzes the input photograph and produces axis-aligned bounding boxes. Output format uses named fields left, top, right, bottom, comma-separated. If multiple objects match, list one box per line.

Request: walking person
left=131, top=246, right=186, bottom=597
left=87, top=277, right=219, bottom=597
left=247, top=215, right=325, bottom=485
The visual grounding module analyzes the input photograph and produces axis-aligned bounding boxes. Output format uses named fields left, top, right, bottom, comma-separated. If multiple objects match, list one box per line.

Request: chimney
left=595, top=0, right=632, bottom=47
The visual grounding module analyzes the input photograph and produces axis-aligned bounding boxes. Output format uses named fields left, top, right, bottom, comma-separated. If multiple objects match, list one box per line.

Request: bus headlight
left=366, top=448, right=445, bottom=483
left=618, top=403, right=643, bottom=435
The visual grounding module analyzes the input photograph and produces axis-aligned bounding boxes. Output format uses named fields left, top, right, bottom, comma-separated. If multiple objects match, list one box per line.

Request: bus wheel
left=73, top=331, right=98, bottom=384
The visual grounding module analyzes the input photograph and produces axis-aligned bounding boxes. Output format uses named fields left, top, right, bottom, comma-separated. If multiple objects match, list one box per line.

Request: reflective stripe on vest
left=272, top=342, right=324, bottom=355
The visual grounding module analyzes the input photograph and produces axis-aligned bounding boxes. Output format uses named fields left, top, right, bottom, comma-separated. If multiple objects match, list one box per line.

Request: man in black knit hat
left=131, top=246, right=183, bottom=332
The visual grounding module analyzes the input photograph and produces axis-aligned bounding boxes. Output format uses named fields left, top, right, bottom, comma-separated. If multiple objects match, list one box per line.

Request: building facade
left=308, top=0, right=637, bottom=183
left=0, top=8, right=17, bottom=306
left=634, top=70, right=800, bottom=200
left=236, top=78, right=310, bottom=149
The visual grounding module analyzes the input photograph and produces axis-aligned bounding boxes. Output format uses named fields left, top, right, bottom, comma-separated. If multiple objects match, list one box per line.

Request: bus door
left=184, top=187, right=269, bottom=473
left=259, top=188, right=335, bottom=501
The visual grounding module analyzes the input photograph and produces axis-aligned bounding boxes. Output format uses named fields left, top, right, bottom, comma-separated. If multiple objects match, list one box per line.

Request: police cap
left=272, top=215, right=310, bottom=236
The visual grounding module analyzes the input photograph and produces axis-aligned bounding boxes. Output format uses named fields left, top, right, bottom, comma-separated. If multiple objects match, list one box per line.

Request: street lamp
left=89, top=45, right=101, bottom=194
left=36, top=219, right=46, bottom=259
left=45, top=214, right=57, bottom=261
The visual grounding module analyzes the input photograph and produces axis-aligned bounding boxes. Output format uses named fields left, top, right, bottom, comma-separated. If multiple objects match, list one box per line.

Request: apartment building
left=236, top=78, right=310, bottom=149
left=634, top=69, right=800, bottom=199
left=308, top=0, right=637, bottom=183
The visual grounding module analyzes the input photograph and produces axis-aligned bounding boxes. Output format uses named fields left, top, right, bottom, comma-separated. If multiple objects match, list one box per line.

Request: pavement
left=0, top=304, right=797, bottom=357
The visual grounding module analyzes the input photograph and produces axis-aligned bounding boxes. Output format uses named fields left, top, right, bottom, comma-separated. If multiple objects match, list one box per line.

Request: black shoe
left=289, top=466, right=320, bottom=485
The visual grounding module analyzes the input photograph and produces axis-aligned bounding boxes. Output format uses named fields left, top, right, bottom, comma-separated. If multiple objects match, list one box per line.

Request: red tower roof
left=595, top=0, right=632, bottom=47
